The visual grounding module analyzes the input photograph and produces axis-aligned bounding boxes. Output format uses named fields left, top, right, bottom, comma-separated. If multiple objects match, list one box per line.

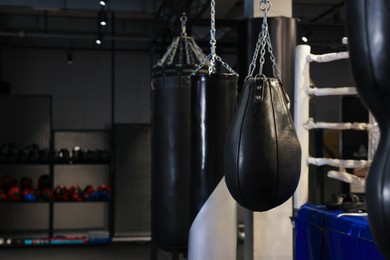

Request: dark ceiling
left=0, top=0, right=346, bottom=53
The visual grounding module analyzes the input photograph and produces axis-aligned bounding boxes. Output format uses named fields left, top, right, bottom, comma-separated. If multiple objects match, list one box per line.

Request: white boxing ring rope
left=306, top=157, right=369, bottom=168
left=306, top=87, right=358, bottom=96
left=307, top=51, right=349, bottom=63
left=304, top=119, right=371, bottom=131
left=293, top=45, right=377, bottom=209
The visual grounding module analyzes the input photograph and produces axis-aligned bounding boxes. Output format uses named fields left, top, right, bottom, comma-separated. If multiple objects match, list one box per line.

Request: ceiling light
left=301, top=36, right=308, bottom=43
left=98, top=7, right=107, bottom=26
left=96, top=39, right=102, bottom=45
left=99, top=0, right=106, bottom=6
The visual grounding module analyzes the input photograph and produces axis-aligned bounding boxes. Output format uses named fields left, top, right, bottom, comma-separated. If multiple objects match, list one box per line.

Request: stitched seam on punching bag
left=269, top=79, right=279, bottom=209
left=236, top=81, right=252, bottom=208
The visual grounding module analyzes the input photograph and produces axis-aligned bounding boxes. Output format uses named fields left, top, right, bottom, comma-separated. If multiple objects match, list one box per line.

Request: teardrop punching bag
left=151, top=17, right=208, bottom=250
left=346, top=0, right=390, bottom=258
left=224, top=77, right=301, bottom=211
left=188, top=72, right=238, bottom=260
left=224, top=7, right=301, bottom=212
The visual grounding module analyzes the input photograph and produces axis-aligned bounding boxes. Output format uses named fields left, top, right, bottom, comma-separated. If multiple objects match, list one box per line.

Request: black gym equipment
left=54, top=185, right=69, bottom=201
left=187, top=0, right=239, bottom=257
left=325, top=193, right=366, bottom=213
left=346, top=0, right=390, bottom=257
left=39, top=188, right=53, bottom=201
left=38, top=174, right=52, bottom=190
left=72, top=146, right=84, bottom=163
left=224, top=77, right=301, bottom=211
left=190, top=73, right=237, bottom=219
left=20, top=177, right=33, bottom=190
left=224, top=3, right=300, bottom=211
left=57, top=148, right=70, bottom=163
left=151, top=13, right=208, bottom=251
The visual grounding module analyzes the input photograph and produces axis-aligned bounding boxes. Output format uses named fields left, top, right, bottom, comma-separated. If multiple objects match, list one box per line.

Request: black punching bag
left=188, top=73, right=238, bottom=260
left=346, top=0, right=390, bottom=258
left=190, top=73, right=237, bottom=219
left=151, top=32, right=207, bottom=250
left=224, top=76, right=301, bottom=211
left=225, top=14, right=301, bottom=211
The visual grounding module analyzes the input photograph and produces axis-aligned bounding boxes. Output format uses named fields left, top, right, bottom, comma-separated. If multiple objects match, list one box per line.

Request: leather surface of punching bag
left=188, top=72, right=238, bottom=260
left=151, top=65, right=195, bottom=250
left=224, top=76, right=301, bottom=211
left=238, top=17, right=297, bottom=109
left=346, top=0, right=390, bottom=258
left=190, top=73, right=237, bottom=219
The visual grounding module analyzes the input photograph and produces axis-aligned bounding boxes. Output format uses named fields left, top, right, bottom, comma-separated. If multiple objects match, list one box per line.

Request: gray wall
left=1, top=46, right=351, bottom=131
left=2, top=47, right=151, bottom=129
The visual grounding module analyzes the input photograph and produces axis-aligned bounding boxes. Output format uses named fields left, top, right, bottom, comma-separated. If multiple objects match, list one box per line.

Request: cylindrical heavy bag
left=151, top=65, right=195, bottom=250
left=224, top=76, right=301, bottom=211
left=190, top=73, right=237, bottom=219
left=188, top=73, right=238, bottom=260
left=346, top=0, right=390, bottom=258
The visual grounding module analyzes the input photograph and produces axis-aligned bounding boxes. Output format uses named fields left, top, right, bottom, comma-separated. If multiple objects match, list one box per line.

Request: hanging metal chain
left=156, top=13, right=208, bottom=67
left=266, top=30, right=281, bottom=78
left=180, top=13, right=192, bottom=65
left=215, top=55, right=238, bottom=76
left=246, top=29, right=265, bottom=80
left=180, top=12, right=187, bottom=37
left=188, top=38, right=208, bottom=62
left=209, top=0, right=217, bottom=74
left=157, top=37, right=179, bottom=66
left=191, top=0, right=238, bottom=76
left=168, top=37, right=180, bottom=65
left=184, top=38, right=191, bottom=64
left=192, top=53, right=212, bottom=75
left=246, top=0, right=281, bottom=80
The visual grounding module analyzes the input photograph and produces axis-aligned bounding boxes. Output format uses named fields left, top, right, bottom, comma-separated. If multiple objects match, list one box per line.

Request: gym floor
left=0, top=242, right=244, bottom=259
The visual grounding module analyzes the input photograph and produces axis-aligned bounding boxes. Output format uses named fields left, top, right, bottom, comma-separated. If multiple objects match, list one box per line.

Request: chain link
left=184, top=37, right=191, bottom=64
left=266, top=31, right=281, bottom=78
left=188, top=38, right=209, bottom=64
left=209, top=0, right=217, bottom=74
left=246, top=30, right=264, bottom=79
left=260, top=0, right=271, bottom=12
left=192, top=53, right=212, bottom=76
left=156, top=13, right=208, bottom=67
left=215, top=56, right=238, bottom=76
left=157, top=37, right=179, bottom=66
left=168, top=37, right=180, bottom=65
left=190, top=0, right=238, bottom=76
left=180, top=12, right=187, bottom=37
left=246, top=0, right=281, bottom=80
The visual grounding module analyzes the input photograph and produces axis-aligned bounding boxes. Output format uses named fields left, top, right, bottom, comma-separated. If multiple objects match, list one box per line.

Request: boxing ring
left=293, top=44, right=380, bottom=209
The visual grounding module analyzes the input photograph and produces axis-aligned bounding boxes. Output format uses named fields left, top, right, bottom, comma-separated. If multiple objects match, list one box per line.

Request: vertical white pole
left=293, top=45, right=311, bottom=209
